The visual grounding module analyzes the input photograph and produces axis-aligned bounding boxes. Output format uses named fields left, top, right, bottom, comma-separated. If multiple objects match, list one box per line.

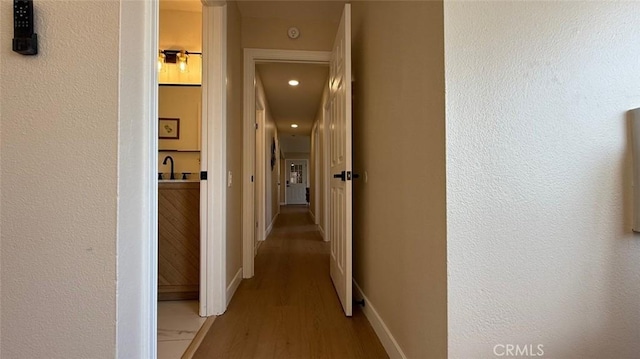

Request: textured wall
left=446, top=2, right=640, bottom=358
left=351, top=2, right=447, bottom=358
left=0, top=1, right=119, bottom=357
left=226, top=1, right=244, bottom=285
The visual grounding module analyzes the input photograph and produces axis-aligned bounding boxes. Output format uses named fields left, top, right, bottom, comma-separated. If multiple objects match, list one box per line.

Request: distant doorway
left=285, top=159, right=309, bottom=205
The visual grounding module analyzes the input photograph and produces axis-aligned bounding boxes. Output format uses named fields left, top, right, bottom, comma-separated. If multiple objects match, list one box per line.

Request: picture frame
left=159, top=118, right=180, bottom=139
left=271, top=138, right=276, bottom=171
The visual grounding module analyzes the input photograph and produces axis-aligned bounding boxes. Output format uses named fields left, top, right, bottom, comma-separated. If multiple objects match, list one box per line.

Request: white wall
left=0, top=1, right=119, bottom=357
left=446, top=2, right=640, bottom=358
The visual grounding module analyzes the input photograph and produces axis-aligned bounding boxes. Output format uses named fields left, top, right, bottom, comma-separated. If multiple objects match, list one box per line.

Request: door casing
left=242, top=49, right=331, bottom=278
left=116, top=2, right=228, bottom=357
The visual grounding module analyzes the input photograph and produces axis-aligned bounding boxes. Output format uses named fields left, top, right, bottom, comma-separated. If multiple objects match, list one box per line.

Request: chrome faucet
left=162, top=156, right=175, bottom=180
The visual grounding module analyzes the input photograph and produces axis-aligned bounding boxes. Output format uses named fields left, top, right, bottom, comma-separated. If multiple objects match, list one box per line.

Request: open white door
left=329, top=4, right=352, bottom=317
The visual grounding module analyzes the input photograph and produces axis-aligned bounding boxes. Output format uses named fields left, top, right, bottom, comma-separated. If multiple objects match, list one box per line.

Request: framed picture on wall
left=271, top=138, right=276, bottom=171
left=159, top=118, right=180, bottom=139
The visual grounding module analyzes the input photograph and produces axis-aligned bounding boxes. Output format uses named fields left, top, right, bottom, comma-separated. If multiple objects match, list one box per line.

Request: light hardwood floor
left=193, top=205, right=388, bottom=359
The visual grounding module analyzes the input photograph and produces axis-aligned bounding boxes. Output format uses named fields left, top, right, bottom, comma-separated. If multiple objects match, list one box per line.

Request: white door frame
left=117, top=1, right=159, bottom=357
left=200, top=3, right=228, bottom=317
left=255, top=104, right=266, bottom=247
left=243, top=49, right=331, bottom=278
left=312, top=123, right=320, bottom=225
left=116, top=2, right=227, bottom=357
left=285, top=158, right=310, bottom=205
left=323, top=100, right=331, bottom=241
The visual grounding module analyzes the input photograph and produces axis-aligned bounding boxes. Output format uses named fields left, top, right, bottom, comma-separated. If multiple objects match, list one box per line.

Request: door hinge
left=200, top=171, right=207, bottom=180
left=251, top=175, right=254, bottom=182
left=255, top=123, right=258, bottom=130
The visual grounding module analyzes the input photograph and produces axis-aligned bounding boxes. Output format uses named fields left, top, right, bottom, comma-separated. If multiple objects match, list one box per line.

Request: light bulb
left=157, top=52, right=165, bottom=72
left=177, top=52, right=188, bottom=73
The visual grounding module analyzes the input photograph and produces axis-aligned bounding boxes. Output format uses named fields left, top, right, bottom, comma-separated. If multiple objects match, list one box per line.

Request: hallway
left=193, top=206, right=388, bottom=358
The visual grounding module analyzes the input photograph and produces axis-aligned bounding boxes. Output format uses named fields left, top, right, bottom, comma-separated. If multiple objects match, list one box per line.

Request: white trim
left=309, top=211, right=316, bottom=223
left=353, top=281, right=408, bottom=359
left=243, top=49, right=331, bottom=279
left=265, top=212, right=279, bottom=238
left=182, top=316, right=216, bottom=359
left=226, top=267, right=243, bottom=306
left=279, top=202, right=286, bottom=206
left=256, top=107, right=266, bottom=244
left=201, top=3, right=227, bottom=316
left=318, top=225, right=326, bottom=241
left=322, top=90, right=331, bottom=244
left=313, top=123, right=320, bottom=225
left=199, top=5, right=209, bottom=318
left=116, top=0, right=157, bottom=357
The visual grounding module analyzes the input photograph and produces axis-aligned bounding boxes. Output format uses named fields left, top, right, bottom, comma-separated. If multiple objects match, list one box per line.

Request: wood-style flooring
left=193, top=205, right=388, bottom=359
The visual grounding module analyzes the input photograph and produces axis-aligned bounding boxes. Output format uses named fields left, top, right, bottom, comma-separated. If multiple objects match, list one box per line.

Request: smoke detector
left=288, top=27, right=300, bottom=40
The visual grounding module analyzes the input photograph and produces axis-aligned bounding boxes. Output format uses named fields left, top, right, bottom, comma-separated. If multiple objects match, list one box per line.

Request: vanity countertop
left=158, top=179, right=199, bottom=183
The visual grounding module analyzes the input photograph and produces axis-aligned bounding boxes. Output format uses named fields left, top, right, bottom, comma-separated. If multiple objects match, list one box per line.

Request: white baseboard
left=353, top=280, right=407, bottom=359
left=279, top=201, right=286, bottom=206
left=265, top=213, right=279, bottom=238
left=226, top=267, right=243, bottom=307
left=309, top=211, right=316, bottom=223
left=181, top=316, right=216, bottom=359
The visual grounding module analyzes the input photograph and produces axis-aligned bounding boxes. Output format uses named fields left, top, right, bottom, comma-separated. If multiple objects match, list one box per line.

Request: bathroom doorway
left=157, top=1, right=207, bottom=357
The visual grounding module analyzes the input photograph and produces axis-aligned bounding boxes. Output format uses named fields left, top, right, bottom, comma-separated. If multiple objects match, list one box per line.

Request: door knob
left=333, top=171, right=360, bottom=181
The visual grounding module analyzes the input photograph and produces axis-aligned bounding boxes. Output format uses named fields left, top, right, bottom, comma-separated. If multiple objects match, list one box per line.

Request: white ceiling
left=257, top=63, right=329, bottom=136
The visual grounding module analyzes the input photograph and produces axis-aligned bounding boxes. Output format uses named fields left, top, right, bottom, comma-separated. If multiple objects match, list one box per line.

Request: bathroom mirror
left=158, top=84, right=202, bottom=151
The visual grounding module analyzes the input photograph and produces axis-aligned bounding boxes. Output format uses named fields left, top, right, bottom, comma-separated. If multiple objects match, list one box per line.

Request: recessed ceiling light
left=288, top=80, right=299, bottom=86
left=291, top=124, right=298, bottom=128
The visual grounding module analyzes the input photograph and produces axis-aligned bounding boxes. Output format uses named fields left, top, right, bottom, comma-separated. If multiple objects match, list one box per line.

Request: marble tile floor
left=158, top=300, right=207, bottom=359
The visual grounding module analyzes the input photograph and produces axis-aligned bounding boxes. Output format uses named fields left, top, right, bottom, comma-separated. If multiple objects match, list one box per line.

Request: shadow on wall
left=350, top=10, right=368, bottom=283
left=552, top=112, right=640, bottom=358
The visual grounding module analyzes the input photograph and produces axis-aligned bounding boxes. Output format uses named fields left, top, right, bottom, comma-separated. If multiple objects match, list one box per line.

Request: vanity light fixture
left=288, top=80, right=299, bottom=86
left=157, top=49, right=201, bottom=73
left=291, top=124, right=299, bottom=128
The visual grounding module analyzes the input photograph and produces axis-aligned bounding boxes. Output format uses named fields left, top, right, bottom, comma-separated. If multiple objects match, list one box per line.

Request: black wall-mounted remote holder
left=13, top=0, right=38, bottom=55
